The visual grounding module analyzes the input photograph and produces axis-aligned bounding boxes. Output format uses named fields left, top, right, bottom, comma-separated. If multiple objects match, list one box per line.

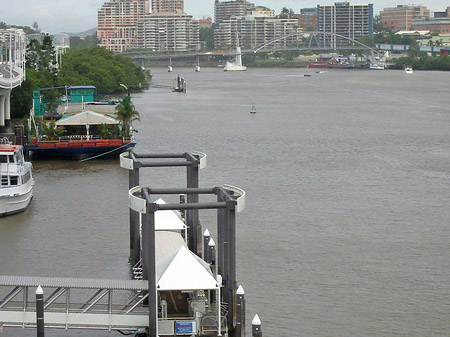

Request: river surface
left=1, top=67, right=450, bottom=336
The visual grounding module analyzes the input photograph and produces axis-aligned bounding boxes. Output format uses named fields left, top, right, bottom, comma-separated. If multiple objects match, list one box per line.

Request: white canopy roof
left=155, top=231, right=187, bottom=262
left=155, top=198, right=186, bottom=231
left=55, top=110, right=118, bottom=126
left=157, top=246, right=218, bottom=291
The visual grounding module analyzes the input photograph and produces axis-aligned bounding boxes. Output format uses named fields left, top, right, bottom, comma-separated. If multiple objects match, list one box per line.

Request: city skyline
left=1, top=0, right=450, bottom=33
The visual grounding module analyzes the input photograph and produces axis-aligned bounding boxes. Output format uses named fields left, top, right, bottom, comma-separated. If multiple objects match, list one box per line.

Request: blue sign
left=176, top=321, right=194, bottom=334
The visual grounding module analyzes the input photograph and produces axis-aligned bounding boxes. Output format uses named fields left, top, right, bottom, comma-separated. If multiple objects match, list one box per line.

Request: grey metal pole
left=252, top=314, right=262, bottom=337
left=36, top=285, right=44, bottom=337
left=186, top=158, right=200, bottom=255
left=236, top=286, right=245, bottom=337
left=217, top=205, right=225, bottom=278
left=142, top=210, right=157, bottom=337
left=129, top=167, right=140, bottom=263
left=203, top=228, right=210, bottom=261
left=226, top=205, right=236, bottom=334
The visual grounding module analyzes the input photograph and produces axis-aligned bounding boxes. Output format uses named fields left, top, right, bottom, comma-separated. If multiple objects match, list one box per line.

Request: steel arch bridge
left=247, top=31, right=379, bottom=56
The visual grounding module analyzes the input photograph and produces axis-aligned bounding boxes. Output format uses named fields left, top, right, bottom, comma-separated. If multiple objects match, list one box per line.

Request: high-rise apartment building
left=214, top=0, right=254, bottom=23
left=214, top=15, right=298, bottom=49
left=318, top=2, right=373, bottom=48
left=380, top=5, right=430, bottom=32
left=97, top=0, right=149, bottom=52
left=136, top=13, right=200, bottom=51
left=151, top=0, right=183, bottom=14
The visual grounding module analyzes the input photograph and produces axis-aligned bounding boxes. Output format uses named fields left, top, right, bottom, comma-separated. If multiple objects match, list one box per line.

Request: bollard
left=208, top=238, right=216, bottom=267
left=36, top=285, right=45, bottom=337
left=203, top=228, right=211, bottom=260
left=252, top=314, right=262, bottom=337
left=236, top=285, right=246, bottom=337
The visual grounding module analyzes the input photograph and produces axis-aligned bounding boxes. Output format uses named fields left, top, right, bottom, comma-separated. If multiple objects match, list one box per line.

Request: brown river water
left=1, top=67, right=450, bottom=336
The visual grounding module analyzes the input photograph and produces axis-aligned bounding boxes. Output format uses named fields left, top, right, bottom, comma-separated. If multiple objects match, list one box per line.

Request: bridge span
left=0, top=28, right=26, bottom=127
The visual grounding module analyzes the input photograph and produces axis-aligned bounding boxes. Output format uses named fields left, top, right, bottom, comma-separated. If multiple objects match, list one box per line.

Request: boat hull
left=308, top=63, right=328, bottom=68
left=0, top=184, right=33, bottom=216
left=223, top=61, right=247, bottom=71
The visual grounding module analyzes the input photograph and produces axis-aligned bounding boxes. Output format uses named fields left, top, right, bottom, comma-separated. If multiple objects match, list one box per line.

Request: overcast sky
left=1, top=1, right=449, bottom=34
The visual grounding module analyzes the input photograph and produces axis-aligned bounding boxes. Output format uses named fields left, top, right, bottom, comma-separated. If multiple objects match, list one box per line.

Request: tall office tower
left=318, top=2, right=373, bottom=48
left=151, top=0, right=184, bottom=13
left=293, top=8, right=318, bottom=31
left=380, top=5, right=430, bottom=32
left=97, top=0, right=149, bottom=52
left=214, top=0, right=254, bottom=24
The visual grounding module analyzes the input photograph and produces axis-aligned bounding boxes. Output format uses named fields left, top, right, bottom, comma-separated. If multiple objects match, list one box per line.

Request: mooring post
left=186, top=154, right=200, bottom=255
left=141, top=196, right=157, bottom=337
left=252, top=314, right=262, bottom=337
left=226, top=201, right=237, bottom=334
left=36, top=285, right=45, bottom=337
left=236, top=285, right=245, bottom=337
left=129, top=162, right=140, bottom=264
left=217, top=274, right=223, bottom=336
left=217, top=205, right=225, bottom=278
left=208, top=238, right=216, bottom=267
left=203, top=229, right=210, bottom=261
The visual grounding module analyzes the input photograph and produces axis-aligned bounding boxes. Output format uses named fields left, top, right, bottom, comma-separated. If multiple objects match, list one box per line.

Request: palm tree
left=42, top=120, right=63, bottom=140
left=115, top=97, right=140, bottom=138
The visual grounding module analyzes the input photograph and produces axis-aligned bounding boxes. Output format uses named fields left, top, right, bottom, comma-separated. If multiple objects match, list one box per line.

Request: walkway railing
left=0, top=275, right=149, bottom=331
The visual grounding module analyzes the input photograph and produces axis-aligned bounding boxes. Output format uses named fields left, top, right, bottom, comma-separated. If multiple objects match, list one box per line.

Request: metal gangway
left=0, top=28, right=26, bottom=126
left=0, top=275, right=149, bottom=332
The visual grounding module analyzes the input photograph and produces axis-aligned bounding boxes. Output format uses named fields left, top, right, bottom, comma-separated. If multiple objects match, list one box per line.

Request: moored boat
left=224, top=34, right=247, bottom=71
left=369, top=63, right=386, bottom=70
left=404, top=66, right=413, bottom=74
left=308, top=62, right=328, bottom=69
left=0, top=143, right=34, bottom=216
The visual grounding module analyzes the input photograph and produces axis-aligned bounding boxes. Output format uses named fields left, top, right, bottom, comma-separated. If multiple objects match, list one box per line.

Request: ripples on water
left=1, top=68, right=450, bottom=336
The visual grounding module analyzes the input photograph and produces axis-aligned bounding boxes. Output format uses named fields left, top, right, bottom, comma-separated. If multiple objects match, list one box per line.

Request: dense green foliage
left=393, top=55, right=450, bottom=70
left=199, top=27, right=214, bottom=50
left=11, top=40, right=149, bottom=118
left=57, top=47, right=148, bottom=93
left=11, top=37, right=59, bottom=118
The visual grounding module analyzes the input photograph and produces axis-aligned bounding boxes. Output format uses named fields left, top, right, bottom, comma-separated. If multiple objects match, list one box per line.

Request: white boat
left=404, top=66, right=413, bottom=74
left=168, top=57, right=173, bottom=72
left=224, top=34, right=247, bottom=72
left=369, top=63, right=385, bottom=70
left=0, top=143, right=34, bottom=216
left=195, top=57, right=201, bottom=72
